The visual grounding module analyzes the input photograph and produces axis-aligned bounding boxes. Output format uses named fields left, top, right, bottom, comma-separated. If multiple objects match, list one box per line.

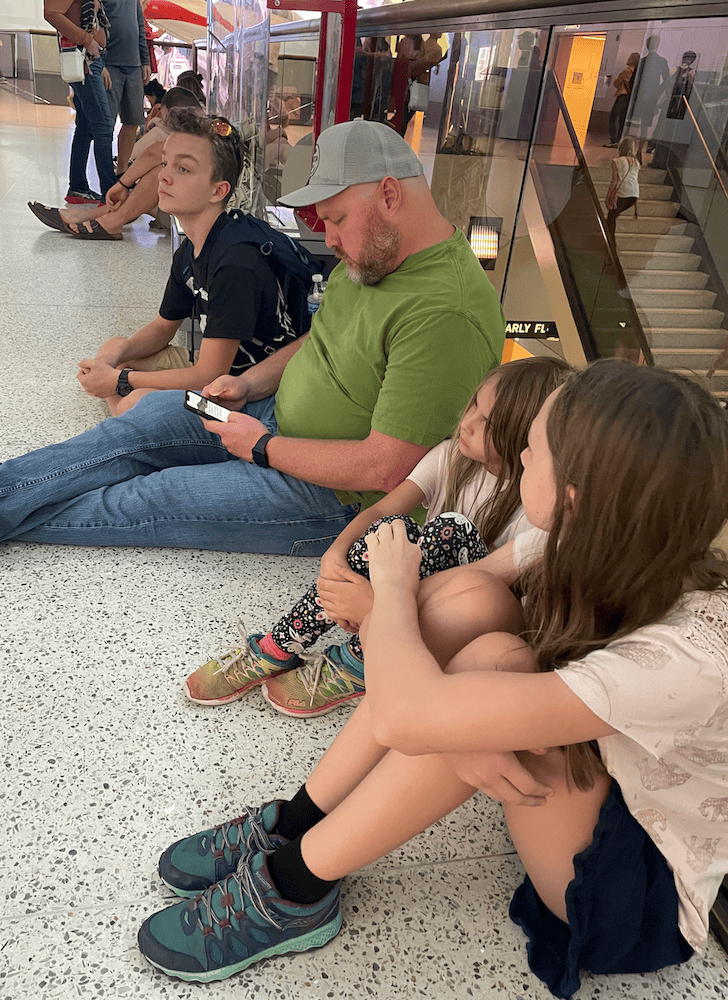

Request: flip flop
left=65, top=219, right=122, bottom=241
left=28, top=202, right=69, bottom=232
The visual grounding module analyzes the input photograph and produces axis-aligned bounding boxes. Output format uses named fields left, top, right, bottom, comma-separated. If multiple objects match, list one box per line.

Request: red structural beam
left=146, top=2, right=206, bottom=26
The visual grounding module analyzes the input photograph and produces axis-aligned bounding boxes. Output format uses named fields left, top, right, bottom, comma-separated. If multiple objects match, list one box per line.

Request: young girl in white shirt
left=140, top=359, right=728, bottom=997
left=184, top=355, right=570, bottom=715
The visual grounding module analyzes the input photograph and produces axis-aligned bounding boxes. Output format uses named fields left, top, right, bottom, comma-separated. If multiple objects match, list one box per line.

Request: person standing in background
left=604, top=52, right=639, bottom=147
left=43, top=0, right=116, bottom=204
left=140, top=0, right=162, bottom=75
left=626, top=36, right=670, bottom=144
left=103, top=0, right=151, bottom=176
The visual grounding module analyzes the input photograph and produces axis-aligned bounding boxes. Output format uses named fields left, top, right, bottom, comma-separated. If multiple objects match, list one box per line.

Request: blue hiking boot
left=139, top=844, right=342, bottom=982
left=158, top=801, right=283, bottom=898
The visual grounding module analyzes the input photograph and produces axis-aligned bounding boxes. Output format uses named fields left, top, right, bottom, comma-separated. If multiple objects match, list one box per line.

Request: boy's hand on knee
left=441, top=749, right=553, bottom=807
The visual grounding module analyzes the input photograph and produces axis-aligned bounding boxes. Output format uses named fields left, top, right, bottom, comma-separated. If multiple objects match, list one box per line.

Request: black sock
left=275, top=783, right=326, bottom=841
left=267, top=835, right=339, bottom=904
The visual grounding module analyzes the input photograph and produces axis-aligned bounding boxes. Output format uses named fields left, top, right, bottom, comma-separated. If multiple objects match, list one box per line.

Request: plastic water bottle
left=307, top=273, right=325, bottom=316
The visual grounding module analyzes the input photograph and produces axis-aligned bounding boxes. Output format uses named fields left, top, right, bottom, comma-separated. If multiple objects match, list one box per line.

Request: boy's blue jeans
left=0, top=392, right=359, bottom=556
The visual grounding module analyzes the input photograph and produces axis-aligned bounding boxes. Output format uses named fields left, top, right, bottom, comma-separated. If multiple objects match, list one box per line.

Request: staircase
left=590, top=165, right=728, bottom=398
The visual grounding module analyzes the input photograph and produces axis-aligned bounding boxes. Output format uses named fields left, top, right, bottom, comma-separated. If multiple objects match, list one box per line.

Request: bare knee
left=418, top=566, right=523, bottom=632
left=445, top=632, right=535, bottom=675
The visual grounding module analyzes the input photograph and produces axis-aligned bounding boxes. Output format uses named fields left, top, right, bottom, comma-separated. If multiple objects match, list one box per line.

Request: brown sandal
left=28, top=202, right=69, bottom=232
left=66, top=219, right=122, bottom=241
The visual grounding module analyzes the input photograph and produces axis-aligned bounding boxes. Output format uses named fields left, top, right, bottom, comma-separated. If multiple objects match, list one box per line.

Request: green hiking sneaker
left=158, top=801, right=284, bottom=897
left=138, top=843, right=342, bottom=983
left=184, top=620, right=300, bottom=705
left=261, top=642, right=365, bottom=718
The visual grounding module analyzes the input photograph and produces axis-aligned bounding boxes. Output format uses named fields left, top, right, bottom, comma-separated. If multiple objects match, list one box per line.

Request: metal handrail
left=270, top=0, right=725, bottom=37
left=539, top=71, right=653, bottom=364
left=682, top=92, right=728, bottom=199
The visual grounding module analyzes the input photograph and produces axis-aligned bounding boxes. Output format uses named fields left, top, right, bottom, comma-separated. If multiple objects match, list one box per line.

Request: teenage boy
left=72, top=109, right=303, bottom=415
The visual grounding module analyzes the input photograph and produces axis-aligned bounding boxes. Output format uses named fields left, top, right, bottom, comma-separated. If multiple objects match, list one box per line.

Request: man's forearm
left=265, top=435, right=410, bottom=494
left=238, top=335, right=308, bottom=401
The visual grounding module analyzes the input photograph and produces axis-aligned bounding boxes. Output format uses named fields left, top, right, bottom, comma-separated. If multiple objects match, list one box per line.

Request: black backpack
left=213, top=209, right=324, bottom=339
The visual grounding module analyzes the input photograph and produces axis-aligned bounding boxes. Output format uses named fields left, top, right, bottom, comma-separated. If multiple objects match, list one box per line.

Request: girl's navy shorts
left=509, top=781, right=694, bottom=998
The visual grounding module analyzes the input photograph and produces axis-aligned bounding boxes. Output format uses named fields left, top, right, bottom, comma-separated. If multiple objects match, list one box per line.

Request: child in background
left=605, top=135, right=641, bottom=239
left=139, top=360, right=728, bottom=995
left=184, top=356, right=570, bottom=716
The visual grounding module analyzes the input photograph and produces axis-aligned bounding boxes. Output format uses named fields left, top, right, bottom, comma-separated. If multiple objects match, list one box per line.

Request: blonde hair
left=618, top=135, right=641, bottom=163
left=523, top=360, right=728, bottom=788
left=443, top=356, right=571, bottom=548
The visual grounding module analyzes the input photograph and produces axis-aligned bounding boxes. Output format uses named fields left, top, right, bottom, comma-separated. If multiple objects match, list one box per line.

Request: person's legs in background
left=68, top=58, right=116, bottom=199
left=107, top=66, right=146, bottom=175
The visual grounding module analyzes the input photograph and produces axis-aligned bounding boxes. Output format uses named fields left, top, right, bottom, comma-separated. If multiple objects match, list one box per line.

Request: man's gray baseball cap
left=278, top=119, right=424, bottom=207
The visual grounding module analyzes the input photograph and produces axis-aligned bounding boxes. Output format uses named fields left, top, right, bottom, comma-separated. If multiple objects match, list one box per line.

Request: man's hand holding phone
left=185, top=388, right=270, bottom=464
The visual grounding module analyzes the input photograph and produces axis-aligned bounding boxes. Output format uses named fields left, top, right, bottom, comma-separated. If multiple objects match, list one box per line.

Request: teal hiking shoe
left=184, top=620, right=301, bottom=706
left=138, top=844, right=342, bottom=982
left=158, top=801, right=284, bottom=898
left=262, top=641, right=365, bottom=718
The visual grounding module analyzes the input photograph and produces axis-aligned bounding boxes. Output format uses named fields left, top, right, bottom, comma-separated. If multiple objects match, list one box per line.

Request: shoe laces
left=214, top=803, right=274, bottom=857
left=296, top=649, right=339, bottom=707
left=196, top=849, right=282, bottom=934
left=212, top=620, right=259, bottom=677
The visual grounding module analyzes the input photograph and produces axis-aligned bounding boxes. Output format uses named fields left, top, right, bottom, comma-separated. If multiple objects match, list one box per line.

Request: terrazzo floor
left=1, top=88, right=727, bottom=1000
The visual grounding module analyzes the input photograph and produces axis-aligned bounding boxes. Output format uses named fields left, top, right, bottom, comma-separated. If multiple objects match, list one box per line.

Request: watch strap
left=252, top=432, right=275, bottom=468
left=116, top=368, right=134, bottom=397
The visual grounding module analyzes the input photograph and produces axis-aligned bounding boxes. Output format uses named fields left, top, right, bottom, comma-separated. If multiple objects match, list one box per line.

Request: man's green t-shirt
left=275, top=228, right=505, bottom=509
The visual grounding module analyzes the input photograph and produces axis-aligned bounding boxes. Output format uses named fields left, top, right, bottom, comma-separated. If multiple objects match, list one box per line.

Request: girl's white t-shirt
left=614, top=156, right=640, bottom=199
left=406, top=439, right=540, bottom=549
left=557, top=590, right=728, bottom=951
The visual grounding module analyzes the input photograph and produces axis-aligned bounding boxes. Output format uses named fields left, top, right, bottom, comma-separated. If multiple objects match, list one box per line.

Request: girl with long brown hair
left=139, top=360, right=728, bottom=994
left=182, top=355, right=570, bottom=717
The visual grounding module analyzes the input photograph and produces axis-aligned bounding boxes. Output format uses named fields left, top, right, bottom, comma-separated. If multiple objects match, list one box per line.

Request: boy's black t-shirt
left=159, top=213, right=298, bottom=376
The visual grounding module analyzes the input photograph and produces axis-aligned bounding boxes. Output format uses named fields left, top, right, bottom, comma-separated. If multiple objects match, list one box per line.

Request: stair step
left=629, top=200, right=681, bottom=218
left=623, top=269, right=708, bottom=289
left=616, top=217, right=687, bottom=235
left=638, top=307, right=725, bottom=329
left=648, top=328, right=728, bottom=349
left=630, top=288, right=716, bottom=309
left=616, top=233, right=695, bottom=253
left=620, top=250, right=701, bottom=271
left=594, top=181, right=674, bottom=201
left=652, top=347, right=725, bottom=368
left=589, top=166, right=667, bottom=185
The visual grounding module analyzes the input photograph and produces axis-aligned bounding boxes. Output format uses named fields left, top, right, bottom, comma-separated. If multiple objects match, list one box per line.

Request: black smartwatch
left=116, top=368, right=134, bottom=397
left=252, top=432, right=275, bottom=468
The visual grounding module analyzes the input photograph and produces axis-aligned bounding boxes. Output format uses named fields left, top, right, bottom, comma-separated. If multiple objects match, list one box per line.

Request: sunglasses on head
left=208, top=117, right=234, bottom=138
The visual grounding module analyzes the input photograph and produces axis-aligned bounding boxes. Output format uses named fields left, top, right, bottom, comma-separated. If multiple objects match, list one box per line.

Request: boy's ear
left=211, top=179, right=231, bottom=205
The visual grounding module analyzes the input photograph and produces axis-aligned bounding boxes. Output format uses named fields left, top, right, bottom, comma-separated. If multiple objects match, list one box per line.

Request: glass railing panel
left=427, top=26, right=550, bottom=298
left=529, top=73, right=651, bottom=363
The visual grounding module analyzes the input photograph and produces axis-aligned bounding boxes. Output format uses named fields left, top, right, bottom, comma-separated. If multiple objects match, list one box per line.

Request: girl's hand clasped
left=365, top=519, right=421, bottom=594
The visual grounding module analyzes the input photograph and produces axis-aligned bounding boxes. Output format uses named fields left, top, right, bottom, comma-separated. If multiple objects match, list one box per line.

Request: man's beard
left=339, top=207, right=402, bottom=286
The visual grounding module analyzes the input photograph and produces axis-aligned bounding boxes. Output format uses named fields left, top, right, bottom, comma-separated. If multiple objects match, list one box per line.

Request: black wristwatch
left=252, top=432, right=275, bottom=468
left=116, top=368, right=134, bottom=397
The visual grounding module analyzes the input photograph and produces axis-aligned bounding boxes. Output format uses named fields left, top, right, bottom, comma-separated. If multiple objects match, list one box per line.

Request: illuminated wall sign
left=506, top=321, right=559, bottom=338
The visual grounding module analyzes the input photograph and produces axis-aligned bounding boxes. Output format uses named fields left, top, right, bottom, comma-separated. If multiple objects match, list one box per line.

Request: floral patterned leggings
left=270, top=513, right=487, bottom=660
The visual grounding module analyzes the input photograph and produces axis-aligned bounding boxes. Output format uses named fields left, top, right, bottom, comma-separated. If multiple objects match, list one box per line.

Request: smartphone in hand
left=184, top=390, right=232, bottom=423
